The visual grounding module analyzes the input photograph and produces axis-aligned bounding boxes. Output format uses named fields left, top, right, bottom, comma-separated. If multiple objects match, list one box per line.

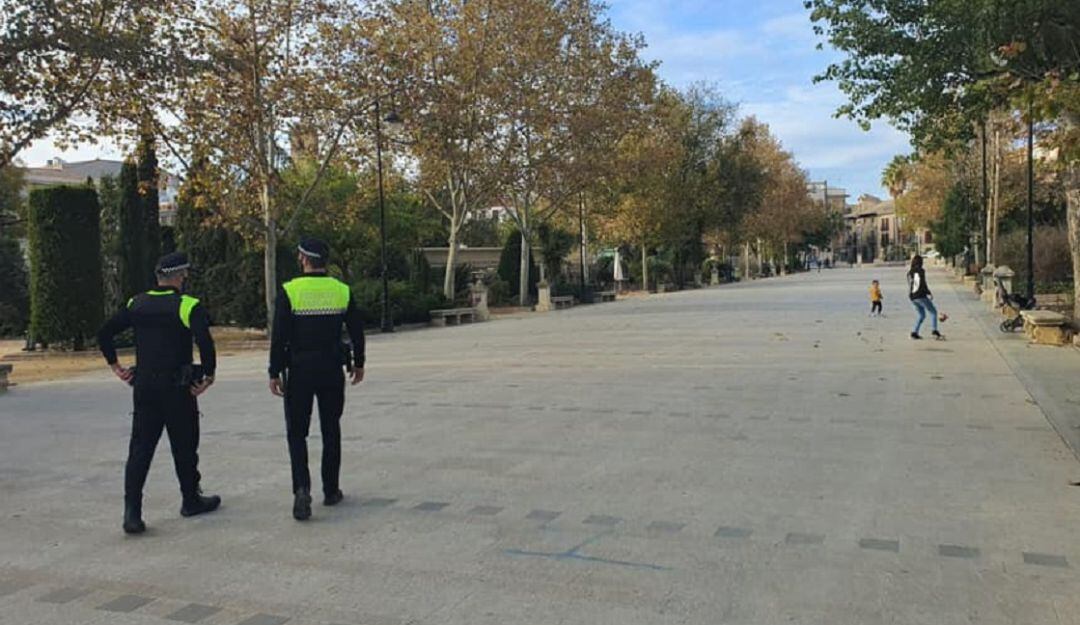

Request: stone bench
left=1020, top=310, right=1072, bottom=346
left=429, top=308, right=479, bottom=327
left=551, top=296, right=576, bottom=310
left=597, top=290, right=616, bottom=303
left=0, top=363, right=12, bottom=394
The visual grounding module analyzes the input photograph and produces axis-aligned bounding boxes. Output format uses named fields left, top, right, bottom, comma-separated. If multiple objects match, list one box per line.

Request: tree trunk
left=262, top=180, right=276, bottom=331
left=519, top=228, right=531, bottom=306
left=1067, top=164, right=1080, bottom=322
left=443, top=221, right=460, bottom=300
left=641, top=242, right=648, bottom=292
left=756, top=238, right=763, bottom=276
left=743, top=242, right=750, bottom=279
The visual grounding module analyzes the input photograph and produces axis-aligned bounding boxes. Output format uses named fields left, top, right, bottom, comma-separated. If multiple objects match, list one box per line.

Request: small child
left=869, top=280, right=883, bottom=316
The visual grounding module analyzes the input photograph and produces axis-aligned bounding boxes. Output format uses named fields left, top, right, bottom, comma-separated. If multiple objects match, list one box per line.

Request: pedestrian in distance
left=869, top=279, right=884, bottom=317
left=268, top=238, right=366, bottom=521
left=907, top=255, right=945, bottom=341
left=98, top=252, right=221, bottom=535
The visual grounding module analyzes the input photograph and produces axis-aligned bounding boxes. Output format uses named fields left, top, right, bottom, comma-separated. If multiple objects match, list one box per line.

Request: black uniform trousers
left=284, top=367, right=345, bottom=496
left=125, top=379, right=199, bottom=503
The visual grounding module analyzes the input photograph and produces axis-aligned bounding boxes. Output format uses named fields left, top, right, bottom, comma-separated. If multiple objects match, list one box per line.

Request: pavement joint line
left=97, top=594, right=155, bottom=613
left=583, top=514, right=622, bottom=527
left=413, top=501, right=450, bottom=512
left=526, top=509, right=562, bottom=522
left=236, top=614, right=290, bottom=625
left=858, top=538, right=900, bottom=553
left=1022, top=552, right=1070, bottom=568
left=715, top=526, right=753, bottom=539
left=468, top=505, right=503, bottom=516
left=36, top=586, right=93, bottom=604
left=165, top=603, right=223, bottom=623
left=939, top=544, right=980, bottom=559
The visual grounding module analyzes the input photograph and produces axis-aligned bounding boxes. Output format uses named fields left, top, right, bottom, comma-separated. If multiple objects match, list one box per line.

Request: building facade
left=19, top=158, right=181, bottom=225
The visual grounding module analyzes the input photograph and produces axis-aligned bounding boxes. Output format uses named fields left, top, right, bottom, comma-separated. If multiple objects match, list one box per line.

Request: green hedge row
left=28, top=186, right=103, bottom=348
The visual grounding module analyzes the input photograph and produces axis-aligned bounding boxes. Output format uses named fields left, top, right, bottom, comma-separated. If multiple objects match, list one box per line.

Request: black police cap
left=156, top=251, right=191, bottom=274
left=298, top=238, right=330, bottom=260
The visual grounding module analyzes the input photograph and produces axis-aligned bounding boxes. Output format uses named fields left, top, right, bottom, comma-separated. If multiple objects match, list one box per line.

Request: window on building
left=880, top=218, right=889, bottom=233
left=924, top=231, right=933, bottom=244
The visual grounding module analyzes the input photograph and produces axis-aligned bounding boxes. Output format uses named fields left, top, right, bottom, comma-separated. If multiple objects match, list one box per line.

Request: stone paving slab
left=3, top=267, right=1080, bottom=624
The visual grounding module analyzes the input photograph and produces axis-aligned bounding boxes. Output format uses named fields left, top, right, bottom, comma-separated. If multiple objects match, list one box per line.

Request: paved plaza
left=3, top=267, right=1080, bottom=625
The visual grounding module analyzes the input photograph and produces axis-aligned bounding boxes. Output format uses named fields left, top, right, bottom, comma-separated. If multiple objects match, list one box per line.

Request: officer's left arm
left=189, top=303, right=217, bottom=380
left=344, top=295, right=365, bottom=384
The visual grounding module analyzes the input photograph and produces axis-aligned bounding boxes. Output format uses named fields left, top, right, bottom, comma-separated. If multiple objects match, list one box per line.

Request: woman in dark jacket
left=907, top=255, right=942, bottom=340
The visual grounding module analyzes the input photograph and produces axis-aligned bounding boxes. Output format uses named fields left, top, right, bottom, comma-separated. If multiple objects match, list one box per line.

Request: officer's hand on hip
left=111, top=363, right=134, bottom=384
left=269, top=377, right=285, bottom=397
left=351, top=368, right=365, bottom=386
left=191, top=376, right=214, bottom=397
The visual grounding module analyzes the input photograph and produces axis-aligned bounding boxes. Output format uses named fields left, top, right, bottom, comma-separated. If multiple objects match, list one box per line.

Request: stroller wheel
left=1000, top=321, right=1011, bottom=333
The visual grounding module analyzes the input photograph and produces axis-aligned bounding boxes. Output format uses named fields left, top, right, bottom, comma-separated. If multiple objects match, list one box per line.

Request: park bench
left=551, top=296, right=576, bottom=310
left=1020, top=310, right=1072, bottom=346
left=0, top=363, right=12, bottom=394
left=597, top=290, right=616, bottom=303
left=429, top=308, right=480, bottom=327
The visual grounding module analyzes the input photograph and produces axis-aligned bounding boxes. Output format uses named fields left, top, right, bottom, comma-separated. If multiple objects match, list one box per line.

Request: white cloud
left=742, top=82, right=912, bottom=195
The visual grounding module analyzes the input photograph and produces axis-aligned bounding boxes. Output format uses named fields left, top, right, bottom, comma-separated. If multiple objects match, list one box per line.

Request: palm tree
left=881, top=154, right=912, bottom=198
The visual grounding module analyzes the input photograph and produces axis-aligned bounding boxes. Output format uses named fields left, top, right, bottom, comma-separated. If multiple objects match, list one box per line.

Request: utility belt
left=131, top=364, right=206, bottom=388
left=285, top=341, right=353, bottom=373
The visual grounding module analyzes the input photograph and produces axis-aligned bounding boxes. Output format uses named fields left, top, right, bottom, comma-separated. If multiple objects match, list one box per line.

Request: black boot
left=293, top=487, right=312, bottom=521
left=910, top=332, right=922, bottom=340
left=324, top=489, right=344, bottom=506
left=123, top=499, right=146, bottom=535
left=180, top=494, right=221, bottom=517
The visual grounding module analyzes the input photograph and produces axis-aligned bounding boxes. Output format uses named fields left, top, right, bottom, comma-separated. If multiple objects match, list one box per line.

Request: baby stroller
left=996, top=277, right=1036, bottom=332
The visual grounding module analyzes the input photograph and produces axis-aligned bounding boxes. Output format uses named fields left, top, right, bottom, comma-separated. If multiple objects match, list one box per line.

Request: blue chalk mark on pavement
left=504, top=532, right=671, bottom=572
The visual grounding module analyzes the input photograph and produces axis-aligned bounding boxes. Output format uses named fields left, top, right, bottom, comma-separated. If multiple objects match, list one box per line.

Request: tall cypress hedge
left=28, top=185, right=104, bottom=349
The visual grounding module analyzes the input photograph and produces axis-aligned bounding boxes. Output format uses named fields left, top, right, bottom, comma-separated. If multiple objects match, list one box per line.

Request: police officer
left=98, top=252, right=221, bottom=534
left=269, top=238, right=365, bottom=521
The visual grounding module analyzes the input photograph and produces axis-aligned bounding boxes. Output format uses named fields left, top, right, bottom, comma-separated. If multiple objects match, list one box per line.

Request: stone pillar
left=470, top=279, right=491, bottom=321
left=981, top=265, right=996, bottom=302
left=535, top=282, right=552, bottom=312
left=711, top=268, right=720, bottom=286
left=993, top=265, right=1015, bottom=303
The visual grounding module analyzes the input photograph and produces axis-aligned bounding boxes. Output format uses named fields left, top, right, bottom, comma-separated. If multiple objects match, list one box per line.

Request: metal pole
left=376, top=99, right=394, bottom=333
left=1026, top=102, right=1035, bottom=300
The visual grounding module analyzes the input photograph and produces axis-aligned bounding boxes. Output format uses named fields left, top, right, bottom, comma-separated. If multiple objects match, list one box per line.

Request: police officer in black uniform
left=269, top=238, right=365, bottom=521
left=98, top=252, right=222, bottom=534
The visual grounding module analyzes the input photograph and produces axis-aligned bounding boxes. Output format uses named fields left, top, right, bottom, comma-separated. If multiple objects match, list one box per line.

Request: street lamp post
left=374, top=99, right=403, bottom=333
left=1026, top=101, right=1035, bottom=300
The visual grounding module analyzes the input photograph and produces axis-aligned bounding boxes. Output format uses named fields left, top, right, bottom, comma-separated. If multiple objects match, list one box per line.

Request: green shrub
left=28, top=185, right=104, bottom=349
left=497, top=229, right=539, bottom=303
left=995, top=225, right=1073, bottom=294
left=351, top=279, right=450, bottom=327
left=0, top=236, right=29, bottom=336
left=487, top=277, right=512, bottom=306
left=537, top=222, right=575, bottom=282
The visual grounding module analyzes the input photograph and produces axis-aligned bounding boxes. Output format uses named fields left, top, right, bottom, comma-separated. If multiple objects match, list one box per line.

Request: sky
left=605, top=0, right=912, bottom=201
left=22, top=0, right=912, bottom=201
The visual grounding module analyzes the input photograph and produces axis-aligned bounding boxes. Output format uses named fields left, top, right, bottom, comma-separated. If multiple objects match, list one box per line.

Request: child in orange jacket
left=869, top=280, right=883, bottom=316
